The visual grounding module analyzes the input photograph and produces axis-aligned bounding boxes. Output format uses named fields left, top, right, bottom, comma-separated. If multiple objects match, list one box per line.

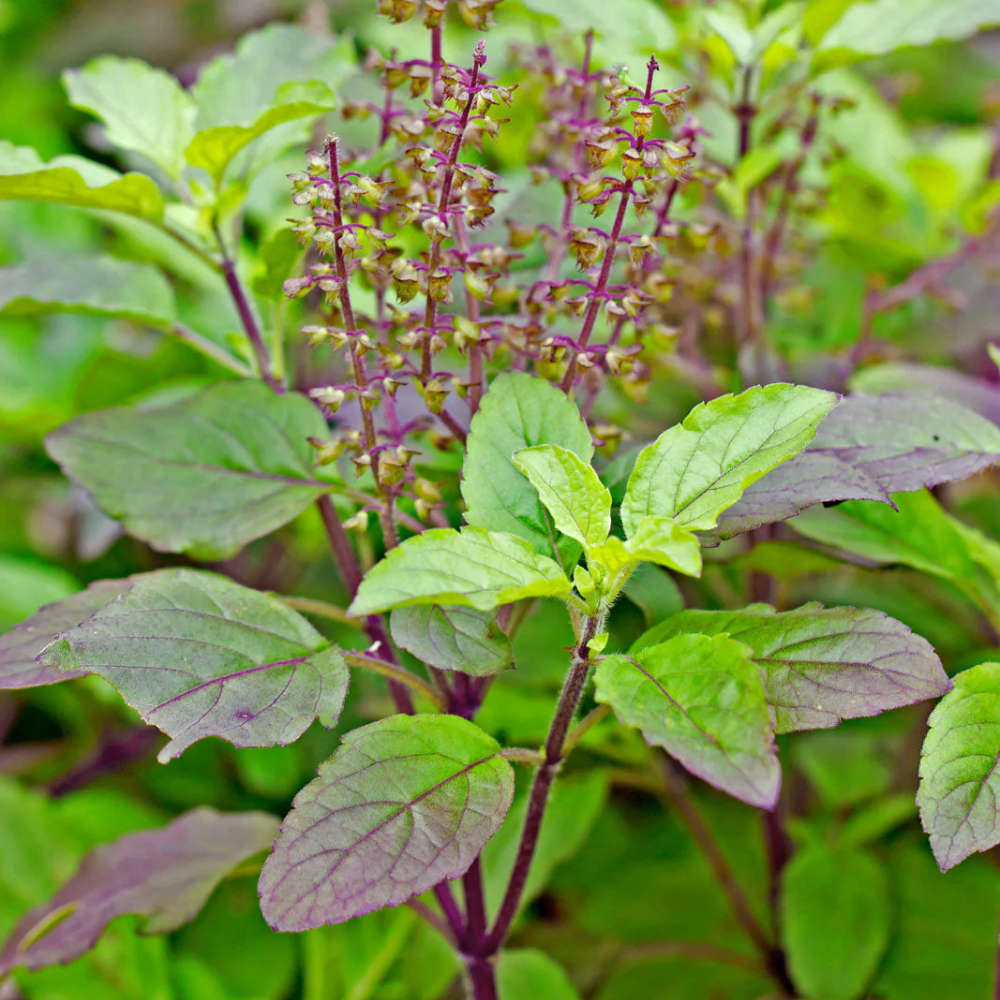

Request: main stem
left=482, top=614, right=602, bottom=957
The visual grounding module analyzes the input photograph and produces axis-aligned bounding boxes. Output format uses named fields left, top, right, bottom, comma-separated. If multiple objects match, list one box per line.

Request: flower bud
left=421, top=379, right=449, bottom=415
left=309, top=386, right=346, bottom=411
left=622, top=147, right=643, bottom=181
left=631, top=104, right=654, bottom=138
left=428, top=268, right=452, bottom=302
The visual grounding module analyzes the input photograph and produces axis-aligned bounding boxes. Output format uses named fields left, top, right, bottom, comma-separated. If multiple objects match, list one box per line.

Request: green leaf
left=348, top=528, right=572, bottom=616
left=390, top=605, right=513, bottom=677
left=512, top=444, right=611, bottom=550
left=462, top=372, right=593, bottom=565
left=497, top=950, right=581, bottom=1000
left=185, top=88, right=337, bottom=187
left=819, top=0, right=1000, bottom=62
left=622, top=562, right=684, bottom=628
left=45, top=381, right=333, bottom=560
left=791, top=490, right=978, bottom=583
left=0, top=256, right=176, bottom=327
left=918, top=662, right=1000, bottom=871
left=621, top=384, right=838, bottom=535
left=511, top=0, right=677, bottom=51
left=781, top=844, right=890, bottom=1000
left=41, top=569, right=349, bottom=762
left=0, top=556, right=79, bottom=631
left=0, top=141, right=164, bottom=219
left=594, top=634, right=780, bottom=808
left=258, top=714, right=515, bottom=930
left=192, top=26, right=354, bottom=129
left=638, top=603, right=950, bottom=734
left=63, top=57, right=196, bottom=182
left=615, top=515, right=703, bottom=576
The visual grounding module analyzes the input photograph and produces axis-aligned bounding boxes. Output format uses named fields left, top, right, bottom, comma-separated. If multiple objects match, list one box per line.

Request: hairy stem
left=484, top=613, right=602, bottom=954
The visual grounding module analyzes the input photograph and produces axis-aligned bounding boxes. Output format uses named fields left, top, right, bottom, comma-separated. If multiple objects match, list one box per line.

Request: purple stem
left=220, top=254, right=282, bottom=393
left=483, top=614, right=602, bottom=954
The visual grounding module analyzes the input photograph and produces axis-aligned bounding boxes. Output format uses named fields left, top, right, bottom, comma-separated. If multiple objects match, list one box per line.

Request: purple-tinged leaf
left=713, top=452, right=890, bottom=540
left=918, top=662, right=1000, bottom=871
left=0, top=807, right=278, bottom=975
left=390, top=605, right=513, bottom=677
left=716, top=392, right=1000, bottom=539
left=0, top=580, right=130, bottom=690
left=258, top=714, right=514, bottom=930
left=637, top=603, right=951, bottom=734
left=851, top=361, right=1000, bottom=427
left=39, top=569, right=348, bottom=762
left=594, top=634, right=781, bottom=809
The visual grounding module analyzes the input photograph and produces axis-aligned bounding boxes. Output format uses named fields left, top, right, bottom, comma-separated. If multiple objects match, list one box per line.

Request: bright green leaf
left=621, top=515, right=702, bottom=576
left=621, top=384, right=838, bottom=534
left=185, top=90, right=337, bottom=186
left=0, top=256, right=176, bottom=327
left=781, top=845, right=890, bottom=1000
left=63, top=57, right=196, bottom=182
left=0, top=141, right=164, bottom=219
left=595, top=634, right=780, bottom=808
left=348, top=528, right=572, bottom=616
left=513, top=444, right=611, bottom=550
left=918, top=662, right=1000, bottom=871
left=45, top=381, right=333, bottom=560
left=462, top=372, right=593, bottom=565
left=497, top=950, right=581, bottom=1000
left=41, top=569, right=349, bottom=761
left=389, top=604, right=513, bottom=677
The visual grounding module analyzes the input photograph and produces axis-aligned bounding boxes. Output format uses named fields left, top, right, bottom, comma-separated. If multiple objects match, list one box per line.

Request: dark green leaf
left=497, top=950, right=581, bottom=1000
left=45, top=381, right=333, bottom=559
left=781, top=845, right=890, bottom=1000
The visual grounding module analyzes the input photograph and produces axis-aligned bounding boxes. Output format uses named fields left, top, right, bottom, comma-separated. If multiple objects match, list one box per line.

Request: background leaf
left=348, top=528, right=571, bottom=616
left=462, top=372, right=593, bottom=566
left=918, top=662, right=1000, bottom=870
left=41, top=569, right=349, bottom=761
left=0, top=808, right=278, bottom=975
left=45, top=381, right=333, bottom=559
left=63, top=57, right=196, bottom=182
left=390, top=604, right=513, bottom=677
left=780, top=844, right=890, bottom=1000
left=259, top=715, right=514, bottom=930
left=0, top=256, right=176, bottom=327
left=0, top=141, right=164, bottom=218
left=496, top=949, right=581, bottom=1000
left=595, top=634, right=780, bottom=808
left=639, top=603, right=950, bottom=733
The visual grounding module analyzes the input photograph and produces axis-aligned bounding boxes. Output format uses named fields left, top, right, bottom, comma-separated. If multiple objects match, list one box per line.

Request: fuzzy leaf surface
left=512, top=444, right=611, bottom=550
left=390, top=605, right=512, bottom=677
left=638, top=603, right=951, bottom=733
left=918, top=662, right=1000, bottom=871
left=0, top=580, right=130, bottom=690
left=348, top=528, right=571, bottom=616
left=40, top=569, right=348, bottom=762
left=0, top=808, right=278, bottom=975
left=0, top=256, right=176, bottom=327
left=45, top=381, right=332, bottom=559
left=781, top=845, right=890, bottom=1000
left=0, top=141, right=164, bottom=218
left=621, top=384, right=838, bottom=535
left=594, top=634, right=780, bottom=808
left=258, top=714, right=514, bottom=930
left=63, top=57, right=196, bottom=181
left=462, top=372, right=593, bottom=564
